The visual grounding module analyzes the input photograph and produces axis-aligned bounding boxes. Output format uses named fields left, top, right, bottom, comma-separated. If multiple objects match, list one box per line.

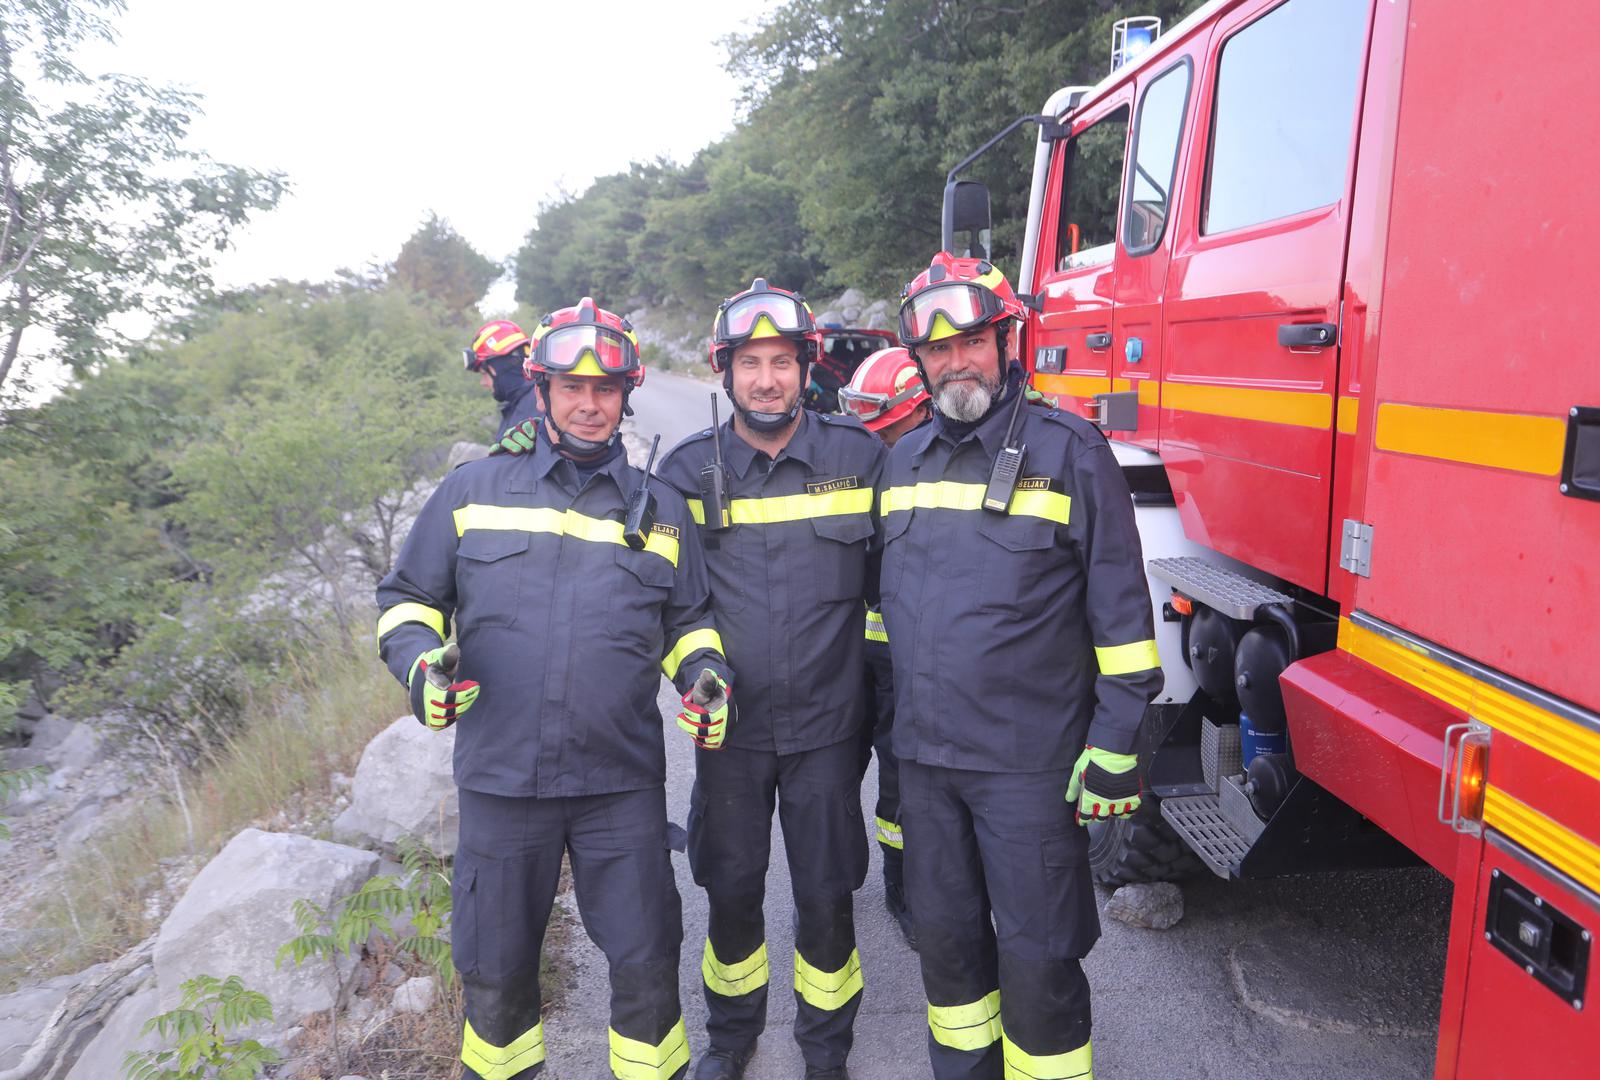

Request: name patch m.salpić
left=806, top=475, right=860, bottom=495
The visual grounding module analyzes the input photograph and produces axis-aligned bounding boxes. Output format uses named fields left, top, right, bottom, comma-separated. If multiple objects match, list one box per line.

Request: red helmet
left=838, top=347, right=930, bottom=431
left=897, top=253, right=1025, bottom=348
left=709, top=278, right=823, bottom=372
left=464, top=319, right=531, bottom=371
left=525, top=297, right=645, bottom=388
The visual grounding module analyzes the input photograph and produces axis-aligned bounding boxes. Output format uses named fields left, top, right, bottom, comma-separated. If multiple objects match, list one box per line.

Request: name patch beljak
left=806, top=476, right=860, bottom=495
left=650, top=522, right=681, bottom=540
left=1015, top=477, right=1054, bottom=491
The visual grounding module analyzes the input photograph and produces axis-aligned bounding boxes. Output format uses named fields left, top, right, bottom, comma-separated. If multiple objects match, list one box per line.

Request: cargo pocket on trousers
left=1041, top=831, right=1101, bottom=960
left=450, top=855, right=481, bottom=977
left=686, top=784, right=712, bottom=888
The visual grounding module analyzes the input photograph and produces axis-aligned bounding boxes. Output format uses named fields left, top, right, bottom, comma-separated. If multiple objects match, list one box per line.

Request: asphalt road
left=630, top=368, right=724, bottom=458
left=538, top=378, right=1454, bottom=1078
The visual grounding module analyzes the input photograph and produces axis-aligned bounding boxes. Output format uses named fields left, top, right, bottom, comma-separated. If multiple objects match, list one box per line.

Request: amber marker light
left=1455, top=731, right=1490, bottom=825
left=1171, top=593, right=1194, bottom=616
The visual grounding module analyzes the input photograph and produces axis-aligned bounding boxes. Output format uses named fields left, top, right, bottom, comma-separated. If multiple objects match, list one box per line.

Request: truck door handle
left=1086, top=332, right=1112, bottom=350
left=1277, top=322, right=1337, bottom=349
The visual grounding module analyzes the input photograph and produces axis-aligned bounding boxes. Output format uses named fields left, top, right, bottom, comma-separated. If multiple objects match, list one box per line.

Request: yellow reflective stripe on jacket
left=880, top=481, right=1070, bottom=525
left=376, top=602, right=446, bottom=642
left=452, top=503, right=679, bottom=567
left=794, top=947, right=864, bottom=1011
left=1001, top=1032, right=1092, bottom=1079
left=1094, top=639, right=1160, bottom=676
left=608, top=1019, right=689, bottom=1080
left=875, top=815, right=903, bottom=850
left=461, top=1018, right=545, bottom=1080
left=686, top=487, right=872, bottom=526
left=662, top=627, right=725, bottom=681
left=929, top=990, right=1001, bottom=1051
left=703, top=940, right=769, bottom=997
left=865, top=608, right=889, bottom=643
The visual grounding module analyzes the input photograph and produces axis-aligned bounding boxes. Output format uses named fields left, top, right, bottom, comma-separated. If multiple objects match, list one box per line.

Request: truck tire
left=1086, top=798, right=1204, bottom=885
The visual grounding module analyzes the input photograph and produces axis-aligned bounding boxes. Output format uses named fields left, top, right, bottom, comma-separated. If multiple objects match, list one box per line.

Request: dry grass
left=0, top=646, right=406, bottom=989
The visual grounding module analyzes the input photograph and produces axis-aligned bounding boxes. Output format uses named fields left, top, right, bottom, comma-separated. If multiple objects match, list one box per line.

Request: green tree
left=390, top=212, right=500, bottom=311
left=0, top=0, right=285, bottom=401
left=123, top=974, right=279, bottom=1080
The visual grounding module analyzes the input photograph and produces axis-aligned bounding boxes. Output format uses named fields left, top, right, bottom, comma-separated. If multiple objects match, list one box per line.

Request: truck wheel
left=1086, top=798, right=1204, bottom=885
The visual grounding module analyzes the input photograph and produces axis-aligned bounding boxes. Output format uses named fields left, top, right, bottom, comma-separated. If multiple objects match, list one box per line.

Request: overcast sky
left=80, top=0, right=780, bottom=308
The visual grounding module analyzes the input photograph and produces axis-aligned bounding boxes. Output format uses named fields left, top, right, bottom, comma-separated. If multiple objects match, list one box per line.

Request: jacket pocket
left=878, top=510, right=914, bottom=600
left=976, top=514, right=1057, bottom=614
left=456, top=530, right=530, bottom=627
left=810, top=513, right=874, bottom=601
left=611, top=544, right=675, bottom=651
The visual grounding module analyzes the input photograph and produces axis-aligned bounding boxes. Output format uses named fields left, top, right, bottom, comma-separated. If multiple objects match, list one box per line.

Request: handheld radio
left=699, top=394, right=732, bottom=530
left=623, top=434, right=661, bottom=551
left=982, top=385, right=1029, bottom=513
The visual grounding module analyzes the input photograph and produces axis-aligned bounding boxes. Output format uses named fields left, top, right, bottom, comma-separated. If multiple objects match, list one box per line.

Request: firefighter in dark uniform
left=879, top=253, right=1162, bottom=1080
left=656, top=280, right=885, bottom=1080
left=836, top=346, right=934, bottom=948
left=377, top=297, right=734, bottom=1080
left=464, top=318, right=543, bottom=439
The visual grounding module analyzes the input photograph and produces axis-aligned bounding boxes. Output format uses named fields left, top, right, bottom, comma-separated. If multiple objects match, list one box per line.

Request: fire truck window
left=1124, top=62, right=1191, bottom=255
left=1054, top=105, right=1129, bottom=272
left=1203, top=0, right=1367, bottom=235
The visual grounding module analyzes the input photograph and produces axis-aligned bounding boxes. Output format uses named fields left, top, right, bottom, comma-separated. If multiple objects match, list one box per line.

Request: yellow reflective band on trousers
left=461, top=1018, right=545, bottom=1080
left=928, top=990, right=1001, bottom=1051
left=794, top=947, right=864, bottom=1011
left=452, top=503, right=680, bottom=567
left=608, top=1019, right=690, bottom=1080
left=875, top=815, right=903, bottom=850
left=661, top=627, right=725, bottom=680
left=1002, top=1032, right=1092, bottom=1079
left=686, top=487, right=873, bottom=526
left=1093, top=639, right=1160, bottom=676
left=376, top=602, right=446, bottom=642
left=865, top=608, right=889, bottom=643
left=702, top=940, right=770, bottom=997
left=879, top=481, right=1070, bottom=526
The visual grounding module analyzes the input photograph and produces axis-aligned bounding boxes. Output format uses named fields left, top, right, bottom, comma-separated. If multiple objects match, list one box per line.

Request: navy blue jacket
left=376, top=432, right=730, bottom=797
left=878, top=381, right=1161, bottom=767
left=657, top=410, right=886, bottom=754
left=496, top=381, right=543, bottom=439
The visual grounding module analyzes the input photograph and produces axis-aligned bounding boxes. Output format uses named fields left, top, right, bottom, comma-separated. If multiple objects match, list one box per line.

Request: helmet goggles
left=532, top=324, right=640, bottom=377
left=837, top=381, right=925, bottom=424
left=716, top=291, right=811, bottom=344
left=897, top=282, right=1007, bottom=346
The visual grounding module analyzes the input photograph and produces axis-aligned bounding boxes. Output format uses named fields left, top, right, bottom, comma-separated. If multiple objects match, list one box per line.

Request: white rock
left=64, top=982, right=162, bottom=1080
left=331, top=716, right=458, bottom=856
left=1105, top=881, right=1186, bottom=930
left=0, top=967, right=104, bottom=1071
left=23, top=715, right=77, bottom=752
left=391, top=975, right=437, bottom=1015
left=153, top=829, right=380, bottom=1035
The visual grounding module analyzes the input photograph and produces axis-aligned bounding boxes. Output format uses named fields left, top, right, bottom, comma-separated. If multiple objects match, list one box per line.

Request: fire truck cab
left=946, top=0, right=1600, bottom=1074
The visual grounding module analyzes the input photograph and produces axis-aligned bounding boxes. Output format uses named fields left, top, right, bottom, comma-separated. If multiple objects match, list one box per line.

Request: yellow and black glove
left=408, top=644, right=480, bottom=731
left=1067, top=746, right=1141, bottom=825
left=676, top=669, right=733, bottom=750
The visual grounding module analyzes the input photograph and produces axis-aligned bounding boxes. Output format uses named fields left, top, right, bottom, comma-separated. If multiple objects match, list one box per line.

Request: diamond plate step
left=1148, top=555, right=1292, bottom=620
left=1160, top=793, right=1252, bottom=879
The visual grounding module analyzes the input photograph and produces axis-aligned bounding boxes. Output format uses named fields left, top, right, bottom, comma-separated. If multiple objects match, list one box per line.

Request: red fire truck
left=944, top=0, right=1598, bottom=1074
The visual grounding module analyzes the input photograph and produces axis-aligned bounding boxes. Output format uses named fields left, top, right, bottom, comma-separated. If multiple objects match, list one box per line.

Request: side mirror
left=942, top=179, right=992, bottom=260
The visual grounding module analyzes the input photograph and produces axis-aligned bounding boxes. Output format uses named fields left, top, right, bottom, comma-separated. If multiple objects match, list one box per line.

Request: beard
left=934, top=369, right=1001, bottom=423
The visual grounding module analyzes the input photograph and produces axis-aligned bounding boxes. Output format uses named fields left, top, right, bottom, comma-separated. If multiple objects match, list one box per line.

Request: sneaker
left=693, top=1044, right=756, bottom=1080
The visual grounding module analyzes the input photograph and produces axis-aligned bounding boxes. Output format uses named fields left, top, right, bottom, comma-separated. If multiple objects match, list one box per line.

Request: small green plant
left=0, top=765, right=46, bottom=840
left=122, top=974, right=279, bottom=1080
left=278, top=834, right=455, bottom=984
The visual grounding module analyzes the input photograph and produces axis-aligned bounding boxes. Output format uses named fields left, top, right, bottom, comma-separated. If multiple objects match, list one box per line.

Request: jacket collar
left=722, top=409, right=819, bottom=479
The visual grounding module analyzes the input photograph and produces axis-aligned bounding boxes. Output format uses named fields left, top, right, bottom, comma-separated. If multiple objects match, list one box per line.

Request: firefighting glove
left=676, top=669, right=733, bottom=750
left=408, top=644, right=480, bottom=732
left=1067, top=746, right=1142, bottom=825
left=1024, top=385, right=1060, bottom=409
left=492, top=419, right=539, bottom=456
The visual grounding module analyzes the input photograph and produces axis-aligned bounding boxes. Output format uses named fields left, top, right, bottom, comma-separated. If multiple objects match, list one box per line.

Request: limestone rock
left=1105, top=881, right=1185, bottom=930
left=331, top=716, right=458, bottom=856
left=153, top=828, right=380, bottom=1031
left=391, top=975, right=437, bottom=1015
left=63, top=983, right=163, bottom=1080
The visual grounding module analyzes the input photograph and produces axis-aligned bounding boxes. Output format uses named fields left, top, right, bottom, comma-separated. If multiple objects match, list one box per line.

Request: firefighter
left=880, top=253, right=1162, bottom=1080
left=378, top=297, right=734, bottom=1080
left=655, top=279, right=886, bottom=1080
left=836, top=346, right=932, bottom=948
left=464, top=318, right=542, bottom=438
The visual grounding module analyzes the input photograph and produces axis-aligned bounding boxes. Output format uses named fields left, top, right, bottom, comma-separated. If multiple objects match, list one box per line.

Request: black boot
left=803, top=1067, right=850, bottom=1079
left=693, top=1043, right=756, bottom=1080
left=885, top=881, right=917, bottom=951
